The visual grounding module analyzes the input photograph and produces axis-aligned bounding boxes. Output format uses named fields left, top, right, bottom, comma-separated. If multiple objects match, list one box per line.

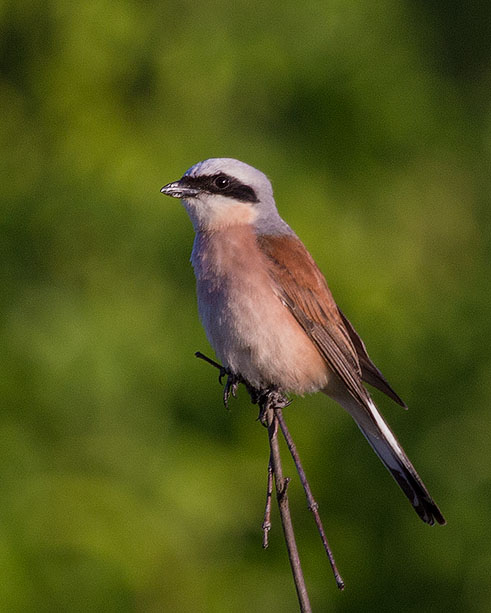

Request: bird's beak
left=160, top=180, right=199, bottom=199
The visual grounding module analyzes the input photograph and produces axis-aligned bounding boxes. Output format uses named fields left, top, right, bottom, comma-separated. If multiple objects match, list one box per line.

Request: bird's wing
left=257, top=233, right=369, bottom=407
left=257, top=233, right=445, bottom=525
left=257, top=233, right=405, bottom=407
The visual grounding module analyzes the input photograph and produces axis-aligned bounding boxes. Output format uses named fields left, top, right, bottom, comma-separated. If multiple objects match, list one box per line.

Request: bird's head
left=161, top=158, right=283, bottom=232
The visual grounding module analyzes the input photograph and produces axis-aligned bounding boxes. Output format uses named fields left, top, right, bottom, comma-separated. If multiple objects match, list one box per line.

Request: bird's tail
left=327, top=391, right=445, bottom=525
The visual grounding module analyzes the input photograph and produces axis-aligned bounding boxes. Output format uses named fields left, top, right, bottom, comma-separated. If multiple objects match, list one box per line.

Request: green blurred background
left=1, top=0, right=490, bottom=611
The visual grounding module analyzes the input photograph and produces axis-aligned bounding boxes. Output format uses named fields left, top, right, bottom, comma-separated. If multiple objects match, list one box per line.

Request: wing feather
left=257, top=233, right=405, bottom=407
left=257, top=233, right=368, bottom=406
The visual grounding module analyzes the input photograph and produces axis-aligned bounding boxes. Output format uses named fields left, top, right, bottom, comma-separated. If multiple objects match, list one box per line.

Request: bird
left=161, top=157, right=445, bottom=526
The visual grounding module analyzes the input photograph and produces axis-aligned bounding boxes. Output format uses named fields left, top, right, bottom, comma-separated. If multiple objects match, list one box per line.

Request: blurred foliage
left=1, top=0, right=490, bottom=611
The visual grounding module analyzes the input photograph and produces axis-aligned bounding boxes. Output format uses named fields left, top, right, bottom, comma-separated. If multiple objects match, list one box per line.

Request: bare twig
left=195, top=351, right=343, bottom=608
left=195, top=351, right=224, bottom=373
left=262, top=401, right=312, bottom=613
left=262, top=457, right=273, bottom=548
left=276, top=409, right=345, bottom=590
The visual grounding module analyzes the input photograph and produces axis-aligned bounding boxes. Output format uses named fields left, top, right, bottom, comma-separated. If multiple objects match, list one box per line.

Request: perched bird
left=161, top=158, right=445, bottom=526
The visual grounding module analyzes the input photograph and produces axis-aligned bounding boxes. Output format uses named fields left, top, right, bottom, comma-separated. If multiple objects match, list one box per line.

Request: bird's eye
left=214, top=175, right=230, bottom=189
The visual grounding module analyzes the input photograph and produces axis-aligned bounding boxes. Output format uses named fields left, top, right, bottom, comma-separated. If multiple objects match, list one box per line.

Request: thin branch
left=262, top=402, right=312, bottom=613
left=195, top=351, right=224, bottom=373
left=194, top=351, right=343, bottom=607
left=262, top=456, right=273, bottom=548
left=276, top=409, right=345, bottom=591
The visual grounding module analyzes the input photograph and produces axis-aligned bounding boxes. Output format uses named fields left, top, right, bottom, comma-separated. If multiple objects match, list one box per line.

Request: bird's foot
left=223, top=372, right=241, bottom=409
left=195, top=351, right=242, bottom=409
left=256, top=387, right=291, bottom=426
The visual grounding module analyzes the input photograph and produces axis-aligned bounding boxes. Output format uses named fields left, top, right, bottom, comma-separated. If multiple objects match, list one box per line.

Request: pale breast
left=191, top=227, right=329, bottom=393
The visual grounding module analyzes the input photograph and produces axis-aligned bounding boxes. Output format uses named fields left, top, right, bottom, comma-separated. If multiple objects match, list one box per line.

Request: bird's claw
left=223, top=373, right=240, bottom=409
left=257, top=388, right=291, bottom=425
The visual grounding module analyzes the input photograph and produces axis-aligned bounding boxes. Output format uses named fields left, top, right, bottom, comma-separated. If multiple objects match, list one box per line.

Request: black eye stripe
left=179, top=174, right=259, bottom=203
